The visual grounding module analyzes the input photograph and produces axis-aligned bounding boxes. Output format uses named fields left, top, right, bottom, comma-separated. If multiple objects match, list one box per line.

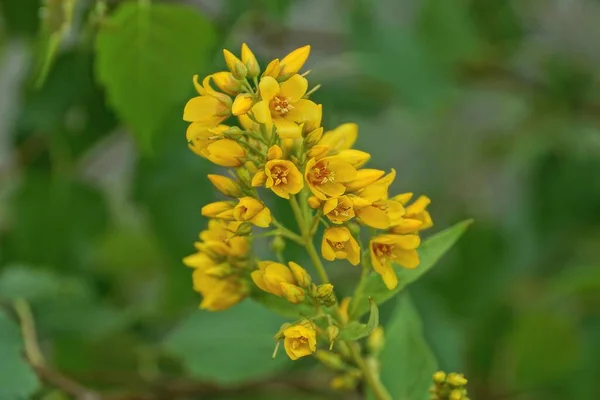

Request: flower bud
left=205, top=263, right=233, bottom=278
left=267, top=145, right=283, bottom=160
left=232, top=93, right=254, bottom=116
left=281, top=283, right=305, bottom=304
left=304, top=127, right=323, bottom=148
left=279, top=45, right=310, bottom=80
left=367, top=326, right=385, bottom=355
left=241, top=43, right=260, bottom=78
left=201, top=201, right=235, bottom=218
left=330, top=372, right=360, bottom=391
left=288, top=262, right=311, bottom=288
left=315, top=350, right=345, bottom=371
left=251, top=170, right=267, bottom=187
left=236, top=167, right=251, bottom=186
left=207, top=174, right=242, bottom=198
left=315, top=283, right=335, bottom=306
left=270, top=235, right=286, bottom=254
left=307, top=196, right=321, bottom=209
left=263, top=58, right=280, bottom=79
left=211, top=71, right=244, bottom=95
left=447, top=373, right=467, bottom=387
left=326, top=325, right=340, bottom=349
left=433, top=371, right=447, bottom=384
left=223, top=49, right=247, bottom=79
left=204, top=139, right=246, bottom=167
left=450, top=389, right=463, bottom=400
left=233, top=221, right=253, bottom=236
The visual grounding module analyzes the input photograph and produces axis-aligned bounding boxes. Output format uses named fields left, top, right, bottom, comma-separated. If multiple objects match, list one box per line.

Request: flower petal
left=279, top=74, right=308, bottom=102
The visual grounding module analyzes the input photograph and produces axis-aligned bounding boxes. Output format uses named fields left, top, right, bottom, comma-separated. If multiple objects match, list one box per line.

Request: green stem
left=347, top=343, right=392, bottom=400
left=289, top=195, right=308, bottom=236
left=272, top=219, right=304, bottom=246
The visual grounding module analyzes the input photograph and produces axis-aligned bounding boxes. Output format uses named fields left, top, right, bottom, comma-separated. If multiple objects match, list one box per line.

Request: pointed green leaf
left=350, top=219, right=472, bottom=319
left=340, top=298, right=379, bottom=341
left=375, top=295, right=437, bottom=400
left=95, top=3, right=215, bottom=150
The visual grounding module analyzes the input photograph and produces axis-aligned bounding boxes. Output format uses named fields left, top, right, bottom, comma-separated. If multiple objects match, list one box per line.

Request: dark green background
left=0, top=0, right=599, bottom=399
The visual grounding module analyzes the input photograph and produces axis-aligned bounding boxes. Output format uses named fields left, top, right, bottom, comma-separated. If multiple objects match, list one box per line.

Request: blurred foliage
left=0, top=0, right=599, bottom=399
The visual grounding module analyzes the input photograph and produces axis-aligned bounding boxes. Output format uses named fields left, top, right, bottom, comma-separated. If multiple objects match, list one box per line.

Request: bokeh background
left=1, top=0, right=600, bottom=399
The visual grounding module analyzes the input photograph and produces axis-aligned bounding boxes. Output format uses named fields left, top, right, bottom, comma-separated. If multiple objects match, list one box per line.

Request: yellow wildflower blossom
left=186, top=124, right=246, bottom=167
left=323, top=195, right=355, bottom=224
left=389, top=193, right=433, bottom=234
left=322, top=227, right=360, bottom=265
left=231, top=93, right=254, bottom=116
left=283, top=320, right=317, bottom=360
left=370, top=234, right=420, bottom=289
left=318, top=123, right=358, bottom=153
left=201, top=201, right=235, bottom=219
left=353, top=170, right=404, bottom=229
left=251, top=261, right=300, bottom=298
left=183, top=75, right=231, bottom=126
left=344, top=169, right=385, bottom=192
left=192, top=268, right=246, bottom=311
left=233, top=197, right=272, bottom=228
left=264, top=159, right=304, bottom=198
left=305, top=157, right=357, bottom=200
left=252, top=74, right=320, bottom=139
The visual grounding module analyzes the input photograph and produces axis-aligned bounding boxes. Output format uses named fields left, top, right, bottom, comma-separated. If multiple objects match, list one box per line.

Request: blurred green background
left=1, top=0, right=599, bottom=399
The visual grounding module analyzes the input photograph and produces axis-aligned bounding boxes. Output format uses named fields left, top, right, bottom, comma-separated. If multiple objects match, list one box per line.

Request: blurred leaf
left=0, top=310, right=39, bottom=399
left=164, top=300, right=288, bottom=384
left=0, top=265, right=64, bottom=302
left=2, top=173, right=108, bottom=268
left=252, top=290, right=312, bottom=319
left=376, top=295, right=437, bottom=400
left=95, top=3, right=215, bottom=150
left=340, top=298, right=379, bottom=341
left=350, top=219, right=472, bottom=319
left=507, top=310, right=580, bottom=386
left=0, top=0, right=41, bottom=37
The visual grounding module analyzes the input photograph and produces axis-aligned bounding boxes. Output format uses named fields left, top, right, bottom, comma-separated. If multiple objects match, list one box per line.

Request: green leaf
left=340, top=298, right=379, bottom=341
left=163, top=300, right=289, bottom=384
left=376, top=295, right=437, bottom=400
left=95, top=3, right=215, bottom=150
left=350, top=219, right=472, bottom=319
left=0, top=311, right=39, bottom=399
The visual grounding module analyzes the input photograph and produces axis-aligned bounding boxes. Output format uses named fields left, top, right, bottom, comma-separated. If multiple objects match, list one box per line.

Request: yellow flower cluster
left=182, top=43, right=434, bottom=362
left=430, top=371, right=470, bottom=400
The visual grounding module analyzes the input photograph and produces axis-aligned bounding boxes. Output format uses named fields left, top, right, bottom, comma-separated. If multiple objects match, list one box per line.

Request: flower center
left=328, top=239, right=346, bottom=250
left=309, top=162, right=335, bottom=185
left=270, top=165, right=290, bottom=186
left=332, top=203, right=351, bottom=217
left=292, top=337, right=307, bottom=349
left=271, top=96, right=294, bottom=115
left=374, top=243, right=394, bottom=262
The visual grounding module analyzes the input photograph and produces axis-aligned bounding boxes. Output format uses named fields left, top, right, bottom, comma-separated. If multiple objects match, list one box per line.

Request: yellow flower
left=283, top=320, right=317, bottom=360
left=241, top=43, right=260, bottom=78
left=263, top=58, right=281, bottom=78
left=251, top=261, right=298, bottom=297
left=279, top=45, right=311, bottom=78
left=197, top=219, right=248, bottom=259
left=353, top=170, right=404, bottom=229
left=321, top=227, right=360, bottom=265
left=318, top=123, right=358, bottom=152
left=183, top=75, right=231, bottom=126
left=231, top=93, right=254, bottom=116
left=323, top=195, right=355, bottom=224
left=389, top=193, right=433, bottom=234
left=211, top=71, right=243, bottom=95
left=288, top=261, right=311, bottom=288
left=233, top=197, right=272, bottom=228
left=264, top=159, right=304, bottom=198
left=186, top=124, right=246, bottom=167
left=192, top=268, right=246, bottom=311
left=344, top=169, right=385, bottom=192
left=370, top=234, right=420, bottom=289
left=305, top=157, right=357, bottom=200
left=207, top=174, right=242, bottom=197
left=223, top=48, right=247, bottom=79
left=327, top=149, right=371, bottom=168
left=252, top=75, right=320, bottom=139
left=201, top=201, right=235, bottom=219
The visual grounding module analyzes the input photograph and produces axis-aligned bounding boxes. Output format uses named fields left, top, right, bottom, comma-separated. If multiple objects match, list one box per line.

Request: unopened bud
left=450, top=389, right=463, bottom=400
left=304, top=127, right=323, bottom=148
left=223, top=49, right=247, bottom=79
left=432, top=371, right=447, bottom=384
left=267, top=145, right=283, bottom=160
left=233, top=222, right=253, bottom=236
left=330, top=371, right=360, bottom=391
left=207, top=174, right=242, bottom=198
left=251, top=170, right=267, bottom=187
left=288, top=262, right=311, bottom=288
left=205, top=263, right=233, bottom=278
left=308, top=144, right=330, bottom=160
left=241, top=43, right=260, bottom=78
left=263, top=58, right=280, bottom=79
left=281, top=283, right=305, bottom=304
left=326, top=325, right=340, bottom=349
left=232, top=93, right=254, bottom=116
left=447, top=373, right=467, bottom=387
left=316, top=283, right=335, bottom=306
left=315, top=350, right=345, bottom=371
left=236, top=167, right=252, bottom=186
left=270, top=235, right=286, bottom=254
left=346, top=221, right=361, bottom=237
left=307, top=196, right=321, bottom=209
left=367, top=326, right=385, bottom=355
left=222, top=126, right=244, bottom=138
